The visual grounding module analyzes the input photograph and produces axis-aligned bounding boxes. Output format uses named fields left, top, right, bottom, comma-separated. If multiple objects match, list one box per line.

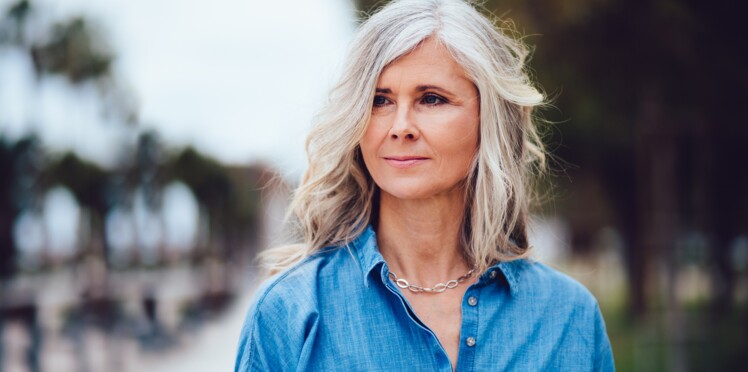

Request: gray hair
left=262, top=0, right=546, bottom=274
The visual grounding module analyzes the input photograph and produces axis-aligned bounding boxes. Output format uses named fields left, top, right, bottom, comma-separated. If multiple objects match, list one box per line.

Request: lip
left=383, top=156, right=429, bottom=169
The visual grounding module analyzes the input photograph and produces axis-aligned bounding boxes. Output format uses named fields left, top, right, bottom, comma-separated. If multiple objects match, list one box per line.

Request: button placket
left=381, top=265, right=454, bottom=371
left=468, top=296, right=478, bottom=306
left=466, top=337, right=476, bottom=347
left=457, top=285, right=481, bottom=371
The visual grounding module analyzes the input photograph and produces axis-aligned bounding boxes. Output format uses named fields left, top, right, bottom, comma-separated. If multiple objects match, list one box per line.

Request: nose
left=387, top=105, right=420, bottom=141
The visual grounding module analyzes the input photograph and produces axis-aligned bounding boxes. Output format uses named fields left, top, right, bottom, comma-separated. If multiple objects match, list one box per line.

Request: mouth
left=383, top=156, right=429, bottom=168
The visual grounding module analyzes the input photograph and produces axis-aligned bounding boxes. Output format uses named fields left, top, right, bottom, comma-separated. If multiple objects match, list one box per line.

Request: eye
left=421, top=93, right=446, bottom=106
left=373, top=95, right=389, bottom=107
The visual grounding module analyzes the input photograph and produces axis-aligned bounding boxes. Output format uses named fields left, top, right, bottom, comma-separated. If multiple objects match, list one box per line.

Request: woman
left=236, top=0, right=614, bottom=371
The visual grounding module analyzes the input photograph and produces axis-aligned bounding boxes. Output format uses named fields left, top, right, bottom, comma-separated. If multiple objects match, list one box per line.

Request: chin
left=378, top=181, right=441, bottom=200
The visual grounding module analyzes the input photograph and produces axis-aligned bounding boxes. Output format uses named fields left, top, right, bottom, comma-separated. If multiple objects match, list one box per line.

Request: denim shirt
left=235, top=225, right=615, bottom=371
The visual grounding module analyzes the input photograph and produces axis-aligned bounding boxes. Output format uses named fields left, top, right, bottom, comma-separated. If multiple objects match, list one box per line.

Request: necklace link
left=388, top=269, right=475, bottom=294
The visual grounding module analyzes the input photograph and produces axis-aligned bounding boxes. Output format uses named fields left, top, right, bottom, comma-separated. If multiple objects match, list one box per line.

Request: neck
left=376, top=186, right=470, bottom=285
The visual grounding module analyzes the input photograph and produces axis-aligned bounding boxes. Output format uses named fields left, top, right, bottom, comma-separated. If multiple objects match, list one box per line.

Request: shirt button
left=466, top=337, right=476, bottom=347
left=489, top=270, right=497, bottom=279
left=468, top=296, right=478, bottom=306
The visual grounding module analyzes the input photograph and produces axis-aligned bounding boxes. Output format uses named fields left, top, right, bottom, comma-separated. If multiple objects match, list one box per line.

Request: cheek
left=360, top=122, right=383, bottom=168
left=437, top=114, right=479, bottom=159
left=438, top=125, right=478, bottom=179
left=443, top=137, right=478, bottom=176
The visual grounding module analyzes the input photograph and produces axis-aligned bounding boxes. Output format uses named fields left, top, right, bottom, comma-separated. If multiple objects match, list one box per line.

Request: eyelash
left=372, top=93, right=448, bottom=107
left=421, top=93, right=447, bottom=106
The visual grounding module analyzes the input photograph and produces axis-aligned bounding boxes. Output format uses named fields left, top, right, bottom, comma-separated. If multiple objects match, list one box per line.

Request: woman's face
left=360, top=38, right=480, bottom=200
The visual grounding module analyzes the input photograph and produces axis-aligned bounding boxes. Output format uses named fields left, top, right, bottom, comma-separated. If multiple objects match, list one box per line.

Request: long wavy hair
left=262, top=0, right=546, bottom=275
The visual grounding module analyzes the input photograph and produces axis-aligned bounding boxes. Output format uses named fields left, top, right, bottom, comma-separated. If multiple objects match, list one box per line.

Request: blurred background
left=0, top=0, right=745, bottom=371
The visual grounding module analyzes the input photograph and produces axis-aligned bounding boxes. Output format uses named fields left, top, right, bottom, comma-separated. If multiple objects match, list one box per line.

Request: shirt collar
left=491, top=260, right=523, bottom=296
left=349, top=224, right=522, bottom=296
left=349, top=225, right=385, bottom=288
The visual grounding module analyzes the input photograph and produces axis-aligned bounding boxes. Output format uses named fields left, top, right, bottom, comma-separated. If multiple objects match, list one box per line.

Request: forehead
left=378, top=38, right=472, bottom=85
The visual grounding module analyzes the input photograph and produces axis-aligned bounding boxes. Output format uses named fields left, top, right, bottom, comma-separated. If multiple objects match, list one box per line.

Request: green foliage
left=0, top=0, right=31, bottom=44
left=170, top=147, right=231, bottom=204
left=0, top=1, right=266, bottom=274
left=7, top=0, right=30, bottom=20
left=30, top=17, right=113, bottom=82
left=602, top=300, right=748, bottom=371
left=46, top=152, right=109, bottom=211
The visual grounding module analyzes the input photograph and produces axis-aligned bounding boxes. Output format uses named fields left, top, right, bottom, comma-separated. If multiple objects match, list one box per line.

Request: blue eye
left=373, top=95, right=388, bottom=106
left=421, top=94, right=445, bottom=106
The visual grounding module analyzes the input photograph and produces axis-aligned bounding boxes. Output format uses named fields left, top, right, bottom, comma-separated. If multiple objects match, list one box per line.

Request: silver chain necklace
left=388, top=268, right=475, bottom=294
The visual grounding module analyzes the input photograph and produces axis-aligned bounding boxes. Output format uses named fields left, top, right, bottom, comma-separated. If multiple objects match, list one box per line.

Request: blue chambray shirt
left=235, top=225, right=615, bottom=371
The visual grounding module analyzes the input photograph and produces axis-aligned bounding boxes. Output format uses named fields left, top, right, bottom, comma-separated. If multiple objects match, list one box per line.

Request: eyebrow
left=375, top=85, right=455, bottom=95
left=416, top=85, right=454, bottom=95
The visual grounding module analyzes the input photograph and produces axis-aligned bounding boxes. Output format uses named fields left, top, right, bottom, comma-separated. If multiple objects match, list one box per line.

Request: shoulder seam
left=244, top=253, right=322, bottom=367
left=247, top=246, right=342, bottom=328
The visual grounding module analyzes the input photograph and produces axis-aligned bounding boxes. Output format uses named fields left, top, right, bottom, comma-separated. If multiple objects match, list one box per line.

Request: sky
left=1, top=0, right=357, bottom=260
left=0, top=0, right=357, bottom=178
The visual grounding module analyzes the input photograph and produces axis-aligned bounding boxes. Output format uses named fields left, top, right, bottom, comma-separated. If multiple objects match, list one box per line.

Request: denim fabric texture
left=235, top=225, right=615, bottom=371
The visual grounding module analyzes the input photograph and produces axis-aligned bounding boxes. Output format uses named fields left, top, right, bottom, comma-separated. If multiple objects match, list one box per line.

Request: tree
left=352, top=0, right=748, bottom=318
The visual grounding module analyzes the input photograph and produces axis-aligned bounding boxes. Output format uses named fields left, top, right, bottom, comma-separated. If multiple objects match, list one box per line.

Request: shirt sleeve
left=593, top=302, right=615, bottom=372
